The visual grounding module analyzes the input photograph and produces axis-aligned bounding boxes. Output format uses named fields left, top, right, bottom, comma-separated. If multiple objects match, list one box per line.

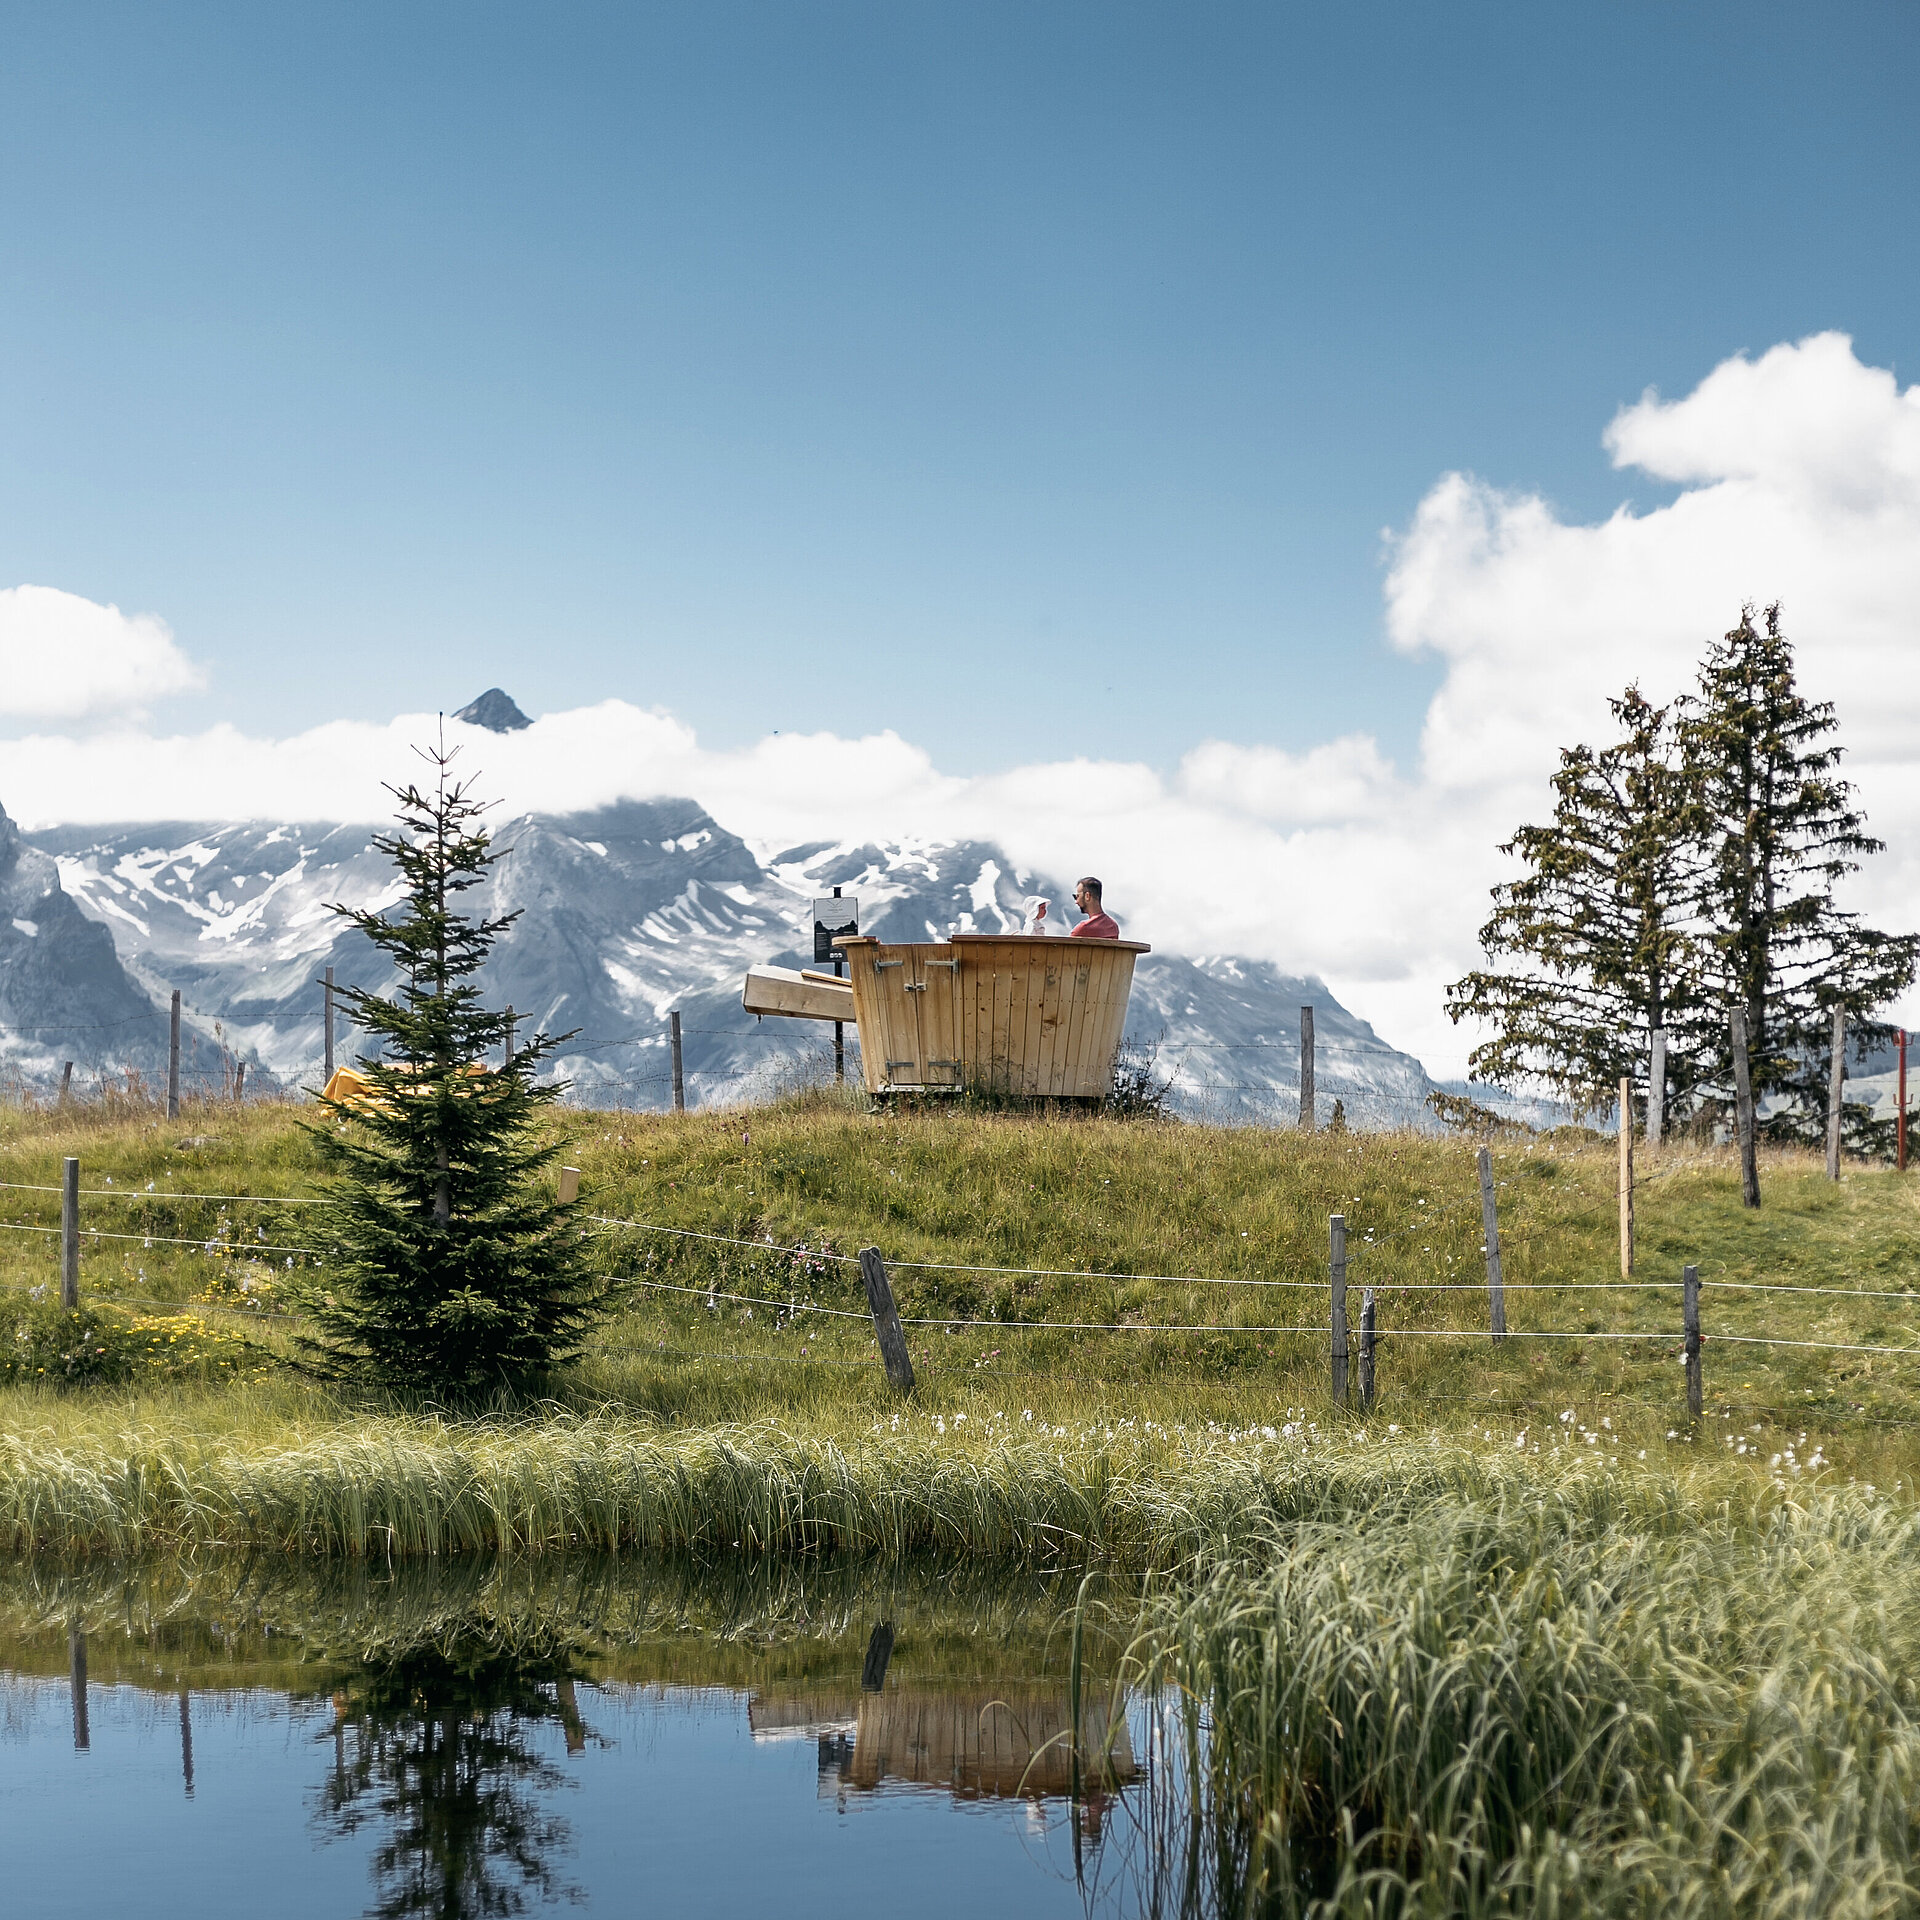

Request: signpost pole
left=814, top=890, right=859, bottom=1090
left=833, top=886, right=845, bottom=1085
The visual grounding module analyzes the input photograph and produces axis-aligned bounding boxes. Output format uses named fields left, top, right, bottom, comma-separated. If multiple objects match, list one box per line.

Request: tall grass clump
left=0, top=1407, right=1708, bottom=1562
left=1128, top=1470, right=1920, bottom=1917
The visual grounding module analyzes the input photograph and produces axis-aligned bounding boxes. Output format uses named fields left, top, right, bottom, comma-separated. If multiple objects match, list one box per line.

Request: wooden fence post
left=858, top=1246, right=916, bottom=1392
left=1648, top=1028, right=1666, bottom=1147
left=58, top=1061, right=74, bottom=1106
left=1329, top=1213, right=1348, bottom=1408
left=1683, top=1262, right=1702, bottom=1418
left=168, top=989, right=182, bottom=1121
left=234, top=1060, right=245, bottom=1103
left=1357, top=1287, right=1376, bottom=1411
left=1619, top=1075, right=1634, bottom=1277
left=1477, top=1146, right=1507, bottom=1339
left=1826, top=1006, right=1845, bottom=1181
left=1730, top=1008, right=1759, bottom=1209
left=1299, top=1006, right=1316, bottom=1133
left=323, top=966, right=335, bottom=1084
left=670, top=1010, right=686, bottom=1114
left=61, top=1156, right=80, bottom=1309
left=557, top=1166, right=581, bottom=1206
left=504, top=1006, right=515, bottom=1067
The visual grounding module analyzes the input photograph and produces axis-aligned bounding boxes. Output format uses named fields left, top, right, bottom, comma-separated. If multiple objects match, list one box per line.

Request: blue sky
left=1, top=0, right=1916, bottom=774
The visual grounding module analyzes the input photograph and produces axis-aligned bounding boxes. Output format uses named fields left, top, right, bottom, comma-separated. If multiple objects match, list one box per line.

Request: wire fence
left=585, top=1214, right=1920, bottom=1359
left=7, top=1162, right=1920, bottom=1400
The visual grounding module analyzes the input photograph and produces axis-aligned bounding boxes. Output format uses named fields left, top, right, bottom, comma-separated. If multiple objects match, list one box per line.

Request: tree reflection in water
left=314, top=1642, right=592, bottom=1919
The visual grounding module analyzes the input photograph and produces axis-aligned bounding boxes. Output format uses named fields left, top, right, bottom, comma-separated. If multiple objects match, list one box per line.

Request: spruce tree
left=1446, top=687, right=1706, bottom=1112
left=1680, top=604, right=1917, bottom=1146
left=301, top=744, right=602, bottom=1391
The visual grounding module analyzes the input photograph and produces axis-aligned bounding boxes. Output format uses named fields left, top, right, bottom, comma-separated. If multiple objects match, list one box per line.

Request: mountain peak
left=454, top=688, right=532, bottom=733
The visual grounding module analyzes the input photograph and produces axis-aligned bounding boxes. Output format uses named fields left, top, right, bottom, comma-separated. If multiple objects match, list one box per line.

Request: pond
left=0, top=1557, right=1211, bottom=1919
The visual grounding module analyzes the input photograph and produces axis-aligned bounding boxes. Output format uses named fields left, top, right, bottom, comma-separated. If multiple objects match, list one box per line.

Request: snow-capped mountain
left=0, top=799, right=172, bottom=1090
left=18, top=774, right=1436, bottom=1122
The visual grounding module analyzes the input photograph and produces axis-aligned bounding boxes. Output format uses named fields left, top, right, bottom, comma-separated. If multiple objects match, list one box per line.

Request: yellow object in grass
left=321, top=1061, right=492, bottom=1114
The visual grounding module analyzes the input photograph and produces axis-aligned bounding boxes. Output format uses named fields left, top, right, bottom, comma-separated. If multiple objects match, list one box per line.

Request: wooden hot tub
left=743, top=935, right=1148, bottom=1098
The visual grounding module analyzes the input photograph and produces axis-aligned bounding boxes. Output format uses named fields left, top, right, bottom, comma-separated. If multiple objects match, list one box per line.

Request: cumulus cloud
left=1178, top=735, right=1404, bottom=826
left=3, top=333, right=1917, bottom=1074
left=0, top=584, right=204, bottom=719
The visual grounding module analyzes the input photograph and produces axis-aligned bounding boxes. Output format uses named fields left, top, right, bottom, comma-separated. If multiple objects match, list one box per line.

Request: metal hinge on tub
left=874, top=959, right=904, bottom=972
left=885, top=1060, right=918, bottom=1070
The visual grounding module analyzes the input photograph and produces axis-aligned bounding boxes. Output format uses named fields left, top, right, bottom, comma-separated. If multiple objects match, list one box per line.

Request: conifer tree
left=1446, top=687, right=1705, bottom=1111
left=301, top=743, right=602, bottom=1391
left=1680, top=604, right=1917, bottom=1145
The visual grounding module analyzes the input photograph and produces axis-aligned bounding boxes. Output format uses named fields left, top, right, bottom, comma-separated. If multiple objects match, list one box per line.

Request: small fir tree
left=1681, top=605, right=1918, bottom=1146
left=301, top=744, right=602, bottom=1390
left=1446, top=686, right=1706, bottom=1113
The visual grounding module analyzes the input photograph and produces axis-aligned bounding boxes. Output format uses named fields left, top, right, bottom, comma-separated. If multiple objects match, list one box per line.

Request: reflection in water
left=69, top=1625, right=89, bottom=1749
left=316, top=1643, right=590, bottom=1920
left=751, top=1680, right=1135, bottom=1805
left=0, top=1554, right=1266, bottom=1919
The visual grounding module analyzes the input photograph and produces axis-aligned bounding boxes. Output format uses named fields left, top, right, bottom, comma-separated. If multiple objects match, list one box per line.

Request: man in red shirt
left=1070, top=876, right=1120, bottom=940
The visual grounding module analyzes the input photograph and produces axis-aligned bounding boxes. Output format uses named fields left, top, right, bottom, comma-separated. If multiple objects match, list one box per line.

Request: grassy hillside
left=2, top=1087, right=1918, bottom=1486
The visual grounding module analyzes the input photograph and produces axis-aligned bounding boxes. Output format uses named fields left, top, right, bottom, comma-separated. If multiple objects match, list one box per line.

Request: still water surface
left=0, top=1557, right=1171, bottom=1919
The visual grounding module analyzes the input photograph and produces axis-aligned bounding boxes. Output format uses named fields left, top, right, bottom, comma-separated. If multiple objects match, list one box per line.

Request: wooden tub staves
left=844, top=935, right=1147, bottom=1097
left=742, top=935, right=1149, bottom=1097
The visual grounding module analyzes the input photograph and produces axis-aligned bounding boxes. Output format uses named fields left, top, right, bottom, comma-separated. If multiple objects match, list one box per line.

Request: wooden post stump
left=1477, top=1146, right=1507, bottom=1339
left=1357, top=1287, right=1376, bottom=1411
left=61, top=1156, right=79, bottom=1309
left=1682, top=1263, right=1702, bottom=1418
left=859, top=1247, right=915, bottom=1392
left=1329, top=1213, right=1348, bottom=1409
left=168, top=990, right=182, bottom=1121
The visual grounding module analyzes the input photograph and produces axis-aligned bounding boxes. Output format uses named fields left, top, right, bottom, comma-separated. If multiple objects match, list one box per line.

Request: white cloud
left=3, top=333, right=1917, bottom=1075
left=0, top=584, right=204, bottom=719
left=1178, top=734, right=1403, bottom=826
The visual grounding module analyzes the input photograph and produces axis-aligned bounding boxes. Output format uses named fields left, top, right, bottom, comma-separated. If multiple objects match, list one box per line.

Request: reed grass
left=1126, top=1468, right=1920, bottom=1916
left=0, top=1388, right=1772, bottom=1563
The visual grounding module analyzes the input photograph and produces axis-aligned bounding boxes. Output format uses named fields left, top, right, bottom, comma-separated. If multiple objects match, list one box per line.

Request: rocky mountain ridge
left=12, top=793, right=1438, bottom=1122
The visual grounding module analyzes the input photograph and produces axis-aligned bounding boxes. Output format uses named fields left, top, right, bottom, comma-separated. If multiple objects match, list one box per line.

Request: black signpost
left=813, top=890, right=858, bottom=1083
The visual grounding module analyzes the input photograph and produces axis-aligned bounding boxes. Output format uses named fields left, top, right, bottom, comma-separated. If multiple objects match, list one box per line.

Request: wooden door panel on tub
left=865, top=943, right=960, bottom=1090
left=917, top=947, right=962, bottom=1088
